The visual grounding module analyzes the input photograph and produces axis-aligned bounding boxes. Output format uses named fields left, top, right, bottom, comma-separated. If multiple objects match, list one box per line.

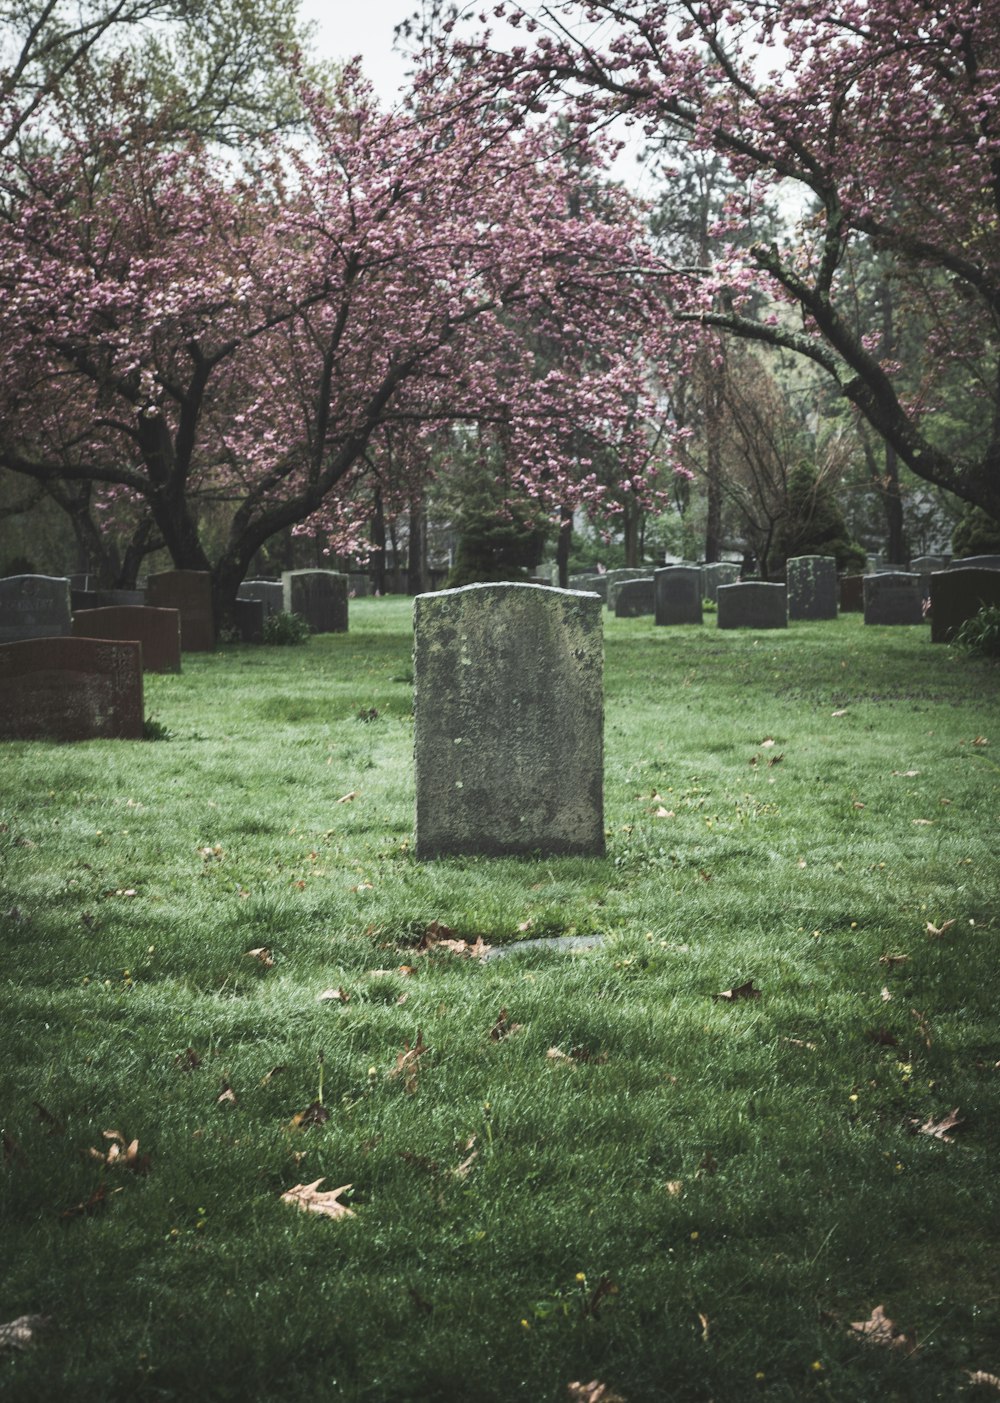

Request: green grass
left=2, top=600, right=999, bottom=1402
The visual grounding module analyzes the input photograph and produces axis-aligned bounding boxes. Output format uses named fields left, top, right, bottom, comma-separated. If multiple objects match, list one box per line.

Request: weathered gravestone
left=655, top=566, right=703, bottom=625
left=574, top=574, right=608, bottom=602
left=604, top=569, right=651, bottom=611
left=787, top=555, right=838, bottom=621
left=615, top=577, right=656, bottom=618
left=70, top=587, right=145, bottom=613
left=0, top=637, right=143, bottom=740
left=72, top=605, right=181, bottom=673
left=912, top=555, right=951, bottom=574
left=413, top=583, right=604, bottom=858
left=839, top=575, right=864, bottom=612
left=146, top=570, right=214, bottom=651
left=863, top=572, right=924, bottom=625
left=233, top=598, right=265, bottom=644
left=282, top=570, right=348, bottom=634
left=717, top=582, right=787, bottom=629
left=237, top=580, right=284, bottom=618
left=930, top=568, right=1000, bottom=643
left=947, top=555, right=1000, bottom=572
left=701, top=562, right=739, bottom=602
left=0, top=575, right=72, bottom=643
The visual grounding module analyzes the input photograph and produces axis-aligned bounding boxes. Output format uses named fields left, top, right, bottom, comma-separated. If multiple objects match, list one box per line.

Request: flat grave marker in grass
left=0, top=635, right=143, bottom=740
left=413, top=582, right=604, bottom=858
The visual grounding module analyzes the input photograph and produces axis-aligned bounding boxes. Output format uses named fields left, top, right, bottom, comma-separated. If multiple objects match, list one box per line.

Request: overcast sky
left=297, top=0, right=417, bottom=105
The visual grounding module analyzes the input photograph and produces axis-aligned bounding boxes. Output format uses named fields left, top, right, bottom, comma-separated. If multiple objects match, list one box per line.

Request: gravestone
left=413, top=583, right=604, bottom=858
left=839, top=575, right=864, bottom=612
left=0, top=575, right=72, bottom=643
left=615, top=577, right=656, bottom=618
left=282, top=570, right=348, bottom=633
left=237, top=580, right=284, bottom=618
left=575, top=574, right=608, bottom=602
left=70, top=587, right=145, bottom=613
left=717, top=582, right=787, bottom=629
left=655, top=566, right=703, bottom=625
left=146, top=570, right=214, bottom=651
left=947, top=555, right=1000, bottom=572
left=930, top=568, right=1000, bottom=643
left=863, top=572, right=924, bottom=625
left=72, top=605, right=181, bottom=673
left=233, top=598, right=265, bottom=644
left=912, top=555, right=950, bottom=574
left=0, top=637, right=143, bottom=740
left=606, top=570, right=652, bottom=612
left=786, top=555, right=838, bottom=620
left=701, top=562, right=739, bottom=602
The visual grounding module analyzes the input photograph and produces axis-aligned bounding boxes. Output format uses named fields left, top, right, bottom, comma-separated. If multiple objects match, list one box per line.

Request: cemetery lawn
left=2, top=599, right=999, bottom=1403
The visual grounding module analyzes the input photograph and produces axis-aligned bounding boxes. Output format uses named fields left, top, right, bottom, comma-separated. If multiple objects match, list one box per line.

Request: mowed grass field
left=1, top=597, right=998, bottom=1402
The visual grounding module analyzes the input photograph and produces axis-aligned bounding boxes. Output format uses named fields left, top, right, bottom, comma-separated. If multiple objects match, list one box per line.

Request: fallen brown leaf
left=926, top=919, right=956, bottom=937
left=389, top=1029, right=429, bottom=1093
left=911, top=1008, right=933, bottom=1048
left=489, top=1008, right=524, bottom=1041
left=712, top=979, right=761, bottom=1003
left=61, top=1182, right=121, bottom=1219
left=336, top=790, right=358, bottom=803
left=174, top=1047, right=201, bottom=1072
left=280, top=1178, right=355, bottom=1220
left=317, top=987, right=350, bottom=1004
left=696, top=1151, right=718, bottom=1177
left=653, top=806, right=676, bottom=818
left=245, top=946, right=274, bottom=968
left=913, top=1107, right=963, bottom=1142
left=217, top=1080, right=238, bottom=1108
left=973, top=736, right=989, bottom=747
left=879, top=952, right=909, bottom=969
left=289, top=1102, right=330, bottom=1130
left=865, top=1028, right=899, bottom=1046
left=782, top=1037, right=818, bottom=1051
left=0, top=1315, right=50, bottom=1352
left=832, top=708, right=848, bottom=717
left=848, top=1304, right=919, bottom=1355
left=88, top=1129, right=151, bottom=1174
left=967, top=1370, right=1000, bottom=1390
left=566, top=1382, right=626, bottom=1403
left=665, top=1179, right=684, bottom=1196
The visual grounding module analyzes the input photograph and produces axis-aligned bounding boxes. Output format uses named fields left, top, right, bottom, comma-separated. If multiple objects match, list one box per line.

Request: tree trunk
left=370, top=488, right=386, bottom=595
left=407, top=503, right=427, bottom=595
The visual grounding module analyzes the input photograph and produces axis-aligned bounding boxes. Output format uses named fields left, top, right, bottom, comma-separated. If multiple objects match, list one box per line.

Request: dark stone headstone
left=839, top=575, right=864, bottom=612
left=0, top=637, right=143, bottom=740
left=233, top=597, right=265, bottom=644
left=146, top=571, right=214, bottom=651
left=701, top=562, right=739, bottom=602
left=717, top=582, right=787, bottom=629
left=787, top=555, right=838, bottom=620
left=947, top=555, right=1000, bottom=572
left=605, top=569, right=652, bottom=611
left=70, top=588, right=145, bottom=613
left=863, top=572, right=924, bottom=625
left=72, top=605, right=181, bottom=673
left=237, top=580, right=284, bottom=618
left=0, top=575, right=72, bottom=643
left=614, top=577, right=656, bottom=618
left=282, top=570, right=348, bottom=634
left=655, top=565, right=703, bottom=625
left=413, top=583, right=604, bottom=858
left=930, top=568, right=1000, bottom=643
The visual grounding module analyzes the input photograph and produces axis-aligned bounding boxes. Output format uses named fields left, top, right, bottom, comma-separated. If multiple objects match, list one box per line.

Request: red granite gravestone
left=72, top=606, right=181, bottom=673
left=145, top=570, right=214, bottom=651
left=0, top=638, right=144, bottom=740
left=839, top=575, right=864, bottom=612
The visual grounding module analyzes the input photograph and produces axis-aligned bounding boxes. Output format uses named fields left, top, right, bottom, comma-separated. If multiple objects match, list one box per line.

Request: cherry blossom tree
left=0, top=65, right=667, bottom=619
left=433, top=0, right=1000, bottom=521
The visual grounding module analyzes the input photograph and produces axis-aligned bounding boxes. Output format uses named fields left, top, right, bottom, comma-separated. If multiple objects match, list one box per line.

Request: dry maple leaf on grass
left=912, top=1107, right=964, bottom=1142
left=0, top=1315, right=50, bottom=1352
left=489, top=1008, right=524, bottom=1041
left=87, top=1129, right=151, bottom=1174
left=566, top=1382, right=626, bottom=1403
left=280, top=1179, right=355, bottom=1220
left=967, top=1370, right=1000, bottom=1390
left=389, top=1029, right=429, bottom=1093
left=848, top=1304, right=919, bottom=1355
left=712, top=979, right=761, bottom=1003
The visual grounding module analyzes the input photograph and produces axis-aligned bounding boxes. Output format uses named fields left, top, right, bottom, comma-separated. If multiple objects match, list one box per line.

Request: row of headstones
left=0, top=570, right=351, bottom=742
left=5, top=560, right=1000, bottom=753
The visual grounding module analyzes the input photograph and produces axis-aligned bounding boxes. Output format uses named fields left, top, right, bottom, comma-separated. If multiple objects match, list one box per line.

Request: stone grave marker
left=0, top=637, right=143, bottom=740
left=70, top=587, right=145, bottom=613
left=146, top=570, right=214, bottom=651
left=839, top=575, right=864, bottom=612
left=413, top=583, right=604, bottom=858
left=655, top=565, right=703, bottom=625
left=947, top=555, right=1000, bottom=572
left=282, top=569, right=348, bottom=633
left=787, top=555, right=838, bottom=620
left=614, top=577, right=656, bottom=618
left=717, top=582, right=787, bottom=629
left=930, top=567, right=1000, bottom=643
left=701, top=562, right=739, bottom=602
left=233, top=597, right=265, bottom=643
left=863, top=572, right=924, bottom=625
left=606, top=570, right=652, bottom=612
left=0, top=575, right=72, bottom=643
left=72, top=605, right=181, bottom=673
left=237, top=580, right=284, bottom=618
